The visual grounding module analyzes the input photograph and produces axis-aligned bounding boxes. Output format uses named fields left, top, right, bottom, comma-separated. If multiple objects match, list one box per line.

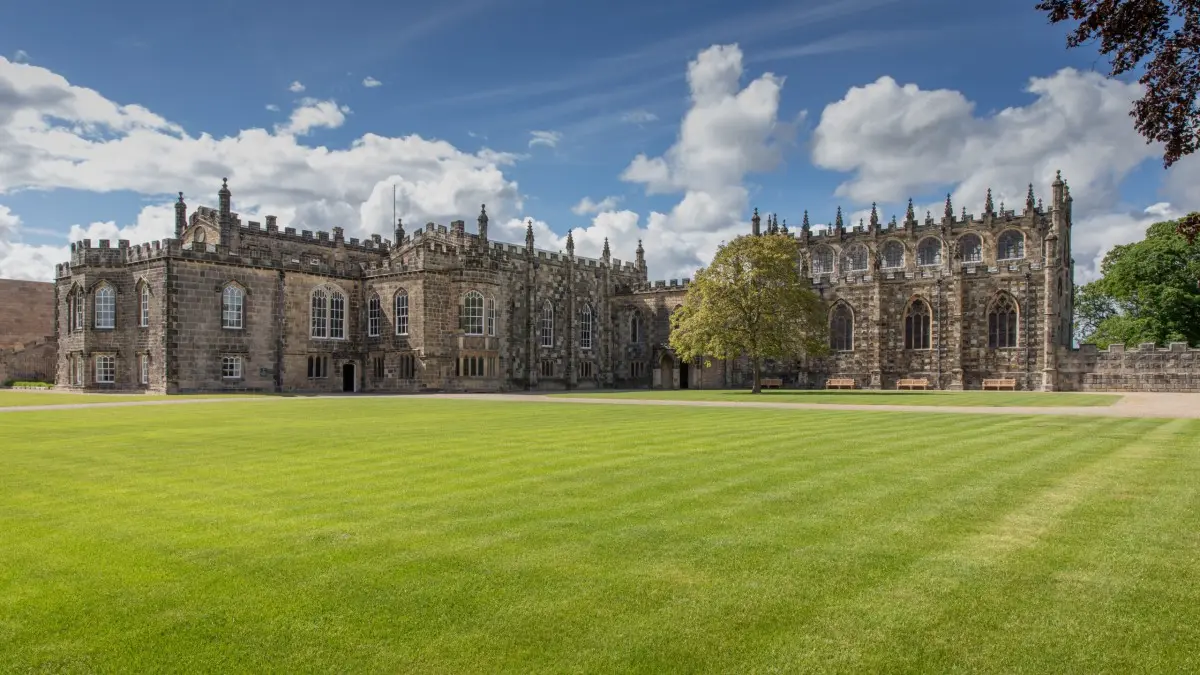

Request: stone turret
left=751, top=208, right=761, bottom=236
left=477, top=204, right=489, bottom=246
left=602, top=237, right=610, bottom=264
left=636, top=239, right=645, bottom=272
left=394, top=218, right=405, bottom=246
left=525, top=219, right=534, bottom=251
left=566, top=229, right=575, bottom=257
left=218, top=178, right=233, bottom=248
left=174, top=192, right=186, bottom=239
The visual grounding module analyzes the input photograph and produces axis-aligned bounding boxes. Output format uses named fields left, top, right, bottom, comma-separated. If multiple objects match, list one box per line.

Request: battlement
left=1076, top=342, right=1198, bottom=355
left=632, top=278, right=691, bottom=293
left=795, top=207, right=1047, bottom=249
left=59, top=237, right=364, bottom=279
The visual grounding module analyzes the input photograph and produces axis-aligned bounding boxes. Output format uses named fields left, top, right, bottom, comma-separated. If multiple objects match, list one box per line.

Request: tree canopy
left=1036, top=0, right=1200, bottom=168
left=669, top=233, right=827, bottom=392
left=1075, top=216, right=1200, bottom=347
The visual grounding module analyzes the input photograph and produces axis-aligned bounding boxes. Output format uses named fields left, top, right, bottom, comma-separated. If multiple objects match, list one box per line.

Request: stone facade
left=48, top=174, right=1200, bottom=393
left=0, top=279, right=56, bottom=383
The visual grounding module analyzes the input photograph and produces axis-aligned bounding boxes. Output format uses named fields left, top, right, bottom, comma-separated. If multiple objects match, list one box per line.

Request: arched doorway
left=658, top=352, right=674, bottom=389
left=341, top=362, right=356, bottom=393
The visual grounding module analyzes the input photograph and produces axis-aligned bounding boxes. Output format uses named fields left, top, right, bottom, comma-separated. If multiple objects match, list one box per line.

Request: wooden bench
left=825, top=378, right=856, bottom=389
left=897, top=378, right=930, bottom=390
left=761, top=378, right=783, bottom=389
left=982, top=378, right=1017, bottom=391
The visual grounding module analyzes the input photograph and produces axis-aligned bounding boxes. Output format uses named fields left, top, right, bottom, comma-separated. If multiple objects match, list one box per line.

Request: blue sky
left=0, top=0, right=1193, bottom=281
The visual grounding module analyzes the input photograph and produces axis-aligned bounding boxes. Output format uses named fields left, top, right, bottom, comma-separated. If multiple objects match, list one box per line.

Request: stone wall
left=0, top=279, right=55, bottom=348
left=1058, top=342, right=1200, bottom=392
left=0, top=339, right=56, bottom=383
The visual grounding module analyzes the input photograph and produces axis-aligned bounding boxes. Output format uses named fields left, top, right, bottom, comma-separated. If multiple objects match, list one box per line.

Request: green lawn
left=557, top=388, right=1122, bottom=407
left=1, top=399, right=1197, bottom=672
left=0, top=391, right=268, bottom=407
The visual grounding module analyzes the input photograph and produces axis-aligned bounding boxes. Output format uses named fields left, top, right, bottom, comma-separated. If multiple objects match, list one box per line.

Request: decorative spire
left=835, top=206, right=844, bottom=230
left=780, top=218, right=788, bottom=235
left=1037, top=197, right=1044, bottom=211
left=635, top=239, right=645, bottom=267
left=943, top=193, right=953, bottom=220
left=802, top=209, right=810, bottom=231
left=602, top=237, right=611, bottom=260
left=1026, top=183, right=1036, bottom=212
left=905, top=198, right=915, bottom=224
left=984, top=188, right=994, bottom=215
left=174, top=191, right=187, bottom=238
left=890, top=214, right=897, bottom=228
left=394, top=217, right=405, bottom=245
left=566, top=229, right=575, bottom=255
left=870, top=202, right=879, bottom=228
left=218, top=177, right=232, bottom=219
left=961, top=205, right=967, bottom=221
left=751, top=207, right=761, bottom=236
left=1053, top=169, right=1064, bottom=186
left=477, top=204, right=489, bottom=242
left=999, top=200, right=1005, bottom=216
left=525, top=218, right=534, bottom=250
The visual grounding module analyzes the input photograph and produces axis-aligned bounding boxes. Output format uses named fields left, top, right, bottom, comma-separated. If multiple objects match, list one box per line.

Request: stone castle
left=50, top=173, right=1200, bottom=393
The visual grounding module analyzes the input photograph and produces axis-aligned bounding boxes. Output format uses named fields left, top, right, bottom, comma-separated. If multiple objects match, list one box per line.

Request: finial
left=999, top=200, right=1005, bottom=215
left=1037, top=197, right=1043, bottom=210
left=870, top=202, right=879, bottom=227
left=602, top=237, right=610, bottom=258
left=961, top=205, right=967, bottom=221
left=1026, top=183, right=1036, bottom=211
left=890, top=214, right=897, bottom=227
left=802, top=209, right=810, bottom=230
left=780, top=218, right=788, bottom=234
left=1054, top=169, right=1063, bottom=184
left=985, top=188, right=994, bottom=214
left=906, top=198, right=915, bottom=223
left=944, top=193, right=953, bottom=220
left=177, top=192, right=184, bottom=203
left=478, top=203, right=488, bottom=221
left=835, top=206, right=843, bottom=229
left=566, top=229, right=575, bottom=254
left=525, top=218, right=534, bottom=248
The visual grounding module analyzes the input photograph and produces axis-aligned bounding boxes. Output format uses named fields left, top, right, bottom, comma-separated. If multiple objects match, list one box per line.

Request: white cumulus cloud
left=288, top=80, right=306, bottom=93
left=12, top=50, right=30, bottom=64
left=362, top=76, right=382, bottom=88
left=571, top=196, right=622, bottom=215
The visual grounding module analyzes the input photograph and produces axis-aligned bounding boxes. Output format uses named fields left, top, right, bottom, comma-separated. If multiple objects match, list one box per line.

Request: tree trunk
left=751, top=356, right=762, bottom=393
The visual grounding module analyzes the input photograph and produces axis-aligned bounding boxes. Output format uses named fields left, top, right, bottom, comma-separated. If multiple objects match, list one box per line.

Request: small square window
left=222, top=355, right=242, bottom=379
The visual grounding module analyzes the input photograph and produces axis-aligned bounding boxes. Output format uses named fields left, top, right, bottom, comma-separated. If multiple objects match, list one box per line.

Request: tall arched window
left=540, top=301, right=554, bottom=347
left=904, top=299, right=931, bottom=349
left=881, top=240, right=904, bottom=269
left=988, top=294, right=1019, bottom=348
left=811, top=246, right=834, bottom=275
left=580, top=303, right=594, bottom=350
left=631, top=312, right=642, bottom=344
left=329, top=291, right=346, bottom=339
left=311, top=288, right=328, bottom=338
left=959, top=234, right=982, bottom=263
left=194, top=229, right=206, bottom=244
left=367, top=294, right=381, bottom=337
left=997, top=230, right=1025, bottom=260
left=461, top=291, right=484, bottom=335
left=73, top=288, right=84, bottom=331
left=139, top=284, right=150, bottom=327
left=395, top=289, right=409, bottom=335
left=917, top=238, right=942, bottom=267
left=222, top=284, right=244, bottom=329
left=830, top=303, right=854, bottom=351
left=94, top=284, right=115, bottom=329
left=843, top=244, right=868, bottom=272
left=487, top=295, right=497, bottom=336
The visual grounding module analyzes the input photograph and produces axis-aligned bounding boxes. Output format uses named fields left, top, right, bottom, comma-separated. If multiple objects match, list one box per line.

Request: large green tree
left=669, top=233, right=827, bottom=393
left=1075, top=217, right=1200, bottom=347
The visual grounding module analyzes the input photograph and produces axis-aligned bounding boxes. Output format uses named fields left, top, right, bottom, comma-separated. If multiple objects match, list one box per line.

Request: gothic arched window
left=881, top=240, right=904, bottom=269
left=329, top=291, right=346, bottom=339
left=830, top=303, right=853, bottom=351
left=94, top=283, right=115, bottom=329
left=310, top=288, right=328, bottom=338
left=843, top=244, right=868, bottom=272
left=367, top=294, right=381, bottom=337
left=988, top=294, right=1019, bottom=348
left=395, top=289, right=409, bottom=335
left=139, top=284, right=151, bottom=327
left=997, top=230, right=1025, bottom=260
left=487, top=295, right=497, bottom=336
left=540, top=301, right=554, bottom=347
left=580, top=303, right=594, bottom=350
left=811, top=246, right=834, bottom=275
left=959, top=234, right=982, bottom=263
left=904, top=299, right=932, bottom=349
left=461, top=290, right=483, bottom=335
left=917, top=238, right=942, bottom=267
left=631, top=312, right=643, bottom=344
left=222, top=284, right=244, bottom=330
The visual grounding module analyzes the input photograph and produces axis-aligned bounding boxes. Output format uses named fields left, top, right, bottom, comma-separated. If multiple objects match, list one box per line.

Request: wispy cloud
left=752, top=27, right=947, bottom=62
left=12, top=49, right=30, bottom=64
left=362, top=76, right=383, bottom=88
left=288, top=80, right=306, bottom=93
left=265, top=104, right=280, bottom=112
left=621, top=109, right=659, bottom=124
left=572, top=195, right=622, bottom=214
left=412, top=0, right=901, bottom=111
left=528, top=130, right=562, bottom=149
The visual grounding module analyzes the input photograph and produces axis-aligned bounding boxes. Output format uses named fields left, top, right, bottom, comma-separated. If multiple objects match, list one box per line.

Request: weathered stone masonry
left=50, top=173, right=1200, bottom=393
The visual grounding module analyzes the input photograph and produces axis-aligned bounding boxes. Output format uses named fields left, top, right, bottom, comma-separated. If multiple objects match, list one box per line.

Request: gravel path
left=2, top=391, right=1198, bottom=419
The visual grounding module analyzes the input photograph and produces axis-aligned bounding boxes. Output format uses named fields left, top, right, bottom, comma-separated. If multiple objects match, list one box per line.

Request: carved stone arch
left=829, top=299, right=855, bottom=351
left=88, top=278, right=118, bottom=294
left=997, top=228, right=1026, bottom=260
left=987, top=290, right=1020, bottom=348
left=903, top=295, right=933, bottom=350
left=811, top=244, right=835, bottom=275
left=880, top=239, right=906, bottom=269
left=916, top=236, right=943, bottom=266
left=957, top=232, right=983, bottom=263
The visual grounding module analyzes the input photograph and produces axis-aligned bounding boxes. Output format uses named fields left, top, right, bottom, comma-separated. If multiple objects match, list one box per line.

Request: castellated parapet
left=49, top=174, right=1200, bottom=393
